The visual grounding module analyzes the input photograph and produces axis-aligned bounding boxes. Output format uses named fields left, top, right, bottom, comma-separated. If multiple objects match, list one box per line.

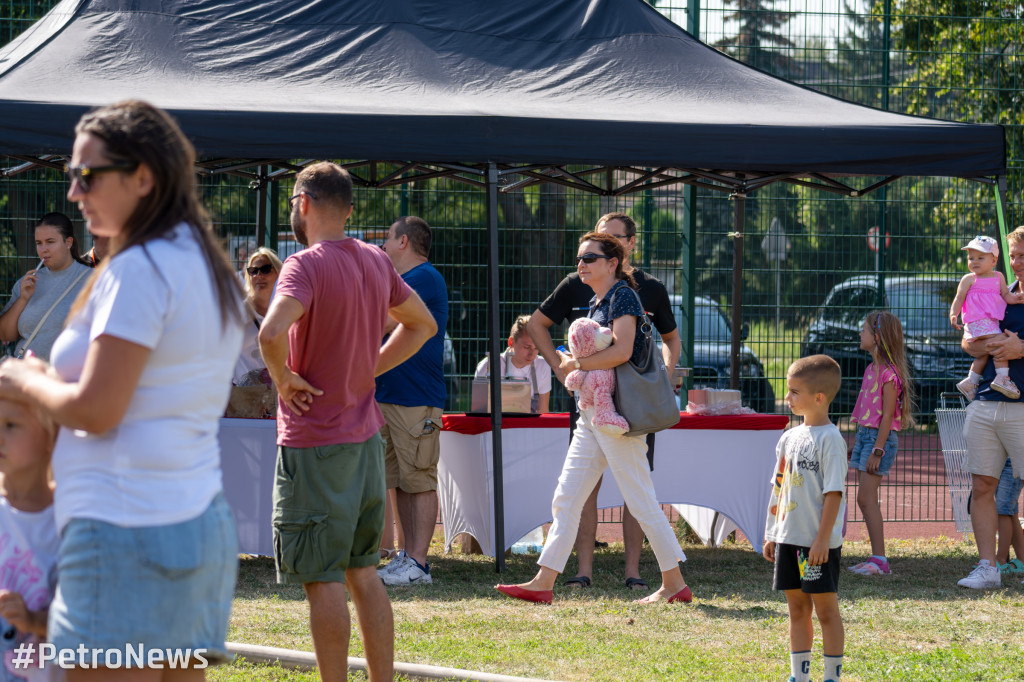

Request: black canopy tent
left=0, top=0, right=1007, bottom=569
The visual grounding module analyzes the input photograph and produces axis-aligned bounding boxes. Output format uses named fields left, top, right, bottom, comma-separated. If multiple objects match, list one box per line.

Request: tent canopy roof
left=0, top=0, right=1005, bottom=181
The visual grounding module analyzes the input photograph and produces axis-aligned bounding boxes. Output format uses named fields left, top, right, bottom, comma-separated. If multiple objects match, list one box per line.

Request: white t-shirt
left=0, top=497, right=60, bottom=682
left=764, top=423, right=847, bottom=549
left=233, top=310, right=264, bottom=384
left=474, top=352, right=552, bottom=398
left=49, top=223, right=243, bottom=533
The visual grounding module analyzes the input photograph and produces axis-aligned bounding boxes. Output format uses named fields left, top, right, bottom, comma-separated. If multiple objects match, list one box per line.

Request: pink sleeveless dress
left=962, top=274, right=1005, bottom=339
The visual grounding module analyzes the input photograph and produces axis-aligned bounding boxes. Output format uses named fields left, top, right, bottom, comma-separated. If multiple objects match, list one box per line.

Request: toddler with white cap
left=949, top=235, right=1024, bottom=399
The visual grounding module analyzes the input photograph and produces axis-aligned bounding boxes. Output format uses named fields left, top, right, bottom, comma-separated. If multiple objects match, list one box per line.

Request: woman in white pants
left=496, top=232, right=691, bottom=605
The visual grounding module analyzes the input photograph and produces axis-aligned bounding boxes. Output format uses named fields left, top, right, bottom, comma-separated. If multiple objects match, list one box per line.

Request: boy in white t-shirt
left=474, top=315, right=552, bottom=413
left=0, top=395, right=60, bottom=682
left=764, top=355, right=846, bottom=682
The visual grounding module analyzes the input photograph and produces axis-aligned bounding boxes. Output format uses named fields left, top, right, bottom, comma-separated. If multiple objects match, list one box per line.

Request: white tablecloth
left=217, top=414, right=788, bottom=558
left=438, top=414, right=787, bottom=557
left=219, top=418, right=277, bottom=556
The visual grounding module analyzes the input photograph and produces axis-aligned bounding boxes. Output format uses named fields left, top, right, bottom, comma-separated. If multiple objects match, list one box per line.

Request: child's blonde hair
left=788, top=355, right=842, bottom=403
left=865, top=311, right=916, bottom=427
left=509, top=315, right=532, bottom=343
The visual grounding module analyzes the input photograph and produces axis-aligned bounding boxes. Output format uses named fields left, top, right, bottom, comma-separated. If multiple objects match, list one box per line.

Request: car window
left=695, top=302, right=731, bottom=343
left=888, top=281, right=958, bottom=333
left=670, top=299, right=731, bottom=343
left=822, top=286, right=876, bottom=326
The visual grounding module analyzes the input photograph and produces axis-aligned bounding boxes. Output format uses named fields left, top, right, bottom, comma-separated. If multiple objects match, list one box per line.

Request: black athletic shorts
left=773, top=543, right=841, bottom=594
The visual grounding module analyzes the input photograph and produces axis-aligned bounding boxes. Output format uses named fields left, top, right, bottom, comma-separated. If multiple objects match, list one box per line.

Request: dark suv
left=665, top=295, right=776, bottom=413
left=801, top=275, right=967, bottom=415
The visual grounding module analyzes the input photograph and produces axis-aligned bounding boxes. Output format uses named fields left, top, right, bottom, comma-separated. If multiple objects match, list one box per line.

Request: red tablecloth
left=441, top=412, right=790, bottom=435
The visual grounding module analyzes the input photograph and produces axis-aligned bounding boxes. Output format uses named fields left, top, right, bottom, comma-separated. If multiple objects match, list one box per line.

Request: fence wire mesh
left=1, top=0, right=1019, bottom=527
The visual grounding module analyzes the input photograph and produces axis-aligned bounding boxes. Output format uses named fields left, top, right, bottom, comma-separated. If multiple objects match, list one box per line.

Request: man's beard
left=291, top=210, right=308, bottom=246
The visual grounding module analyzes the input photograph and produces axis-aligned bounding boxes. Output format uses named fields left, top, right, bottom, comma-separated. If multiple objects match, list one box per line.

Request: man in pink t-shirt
left=259, top=162, right=437, bottom=682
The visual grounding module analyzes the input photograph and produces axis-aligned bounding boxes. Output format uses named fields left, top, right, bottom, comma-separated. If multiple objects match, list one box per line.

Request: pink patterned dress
left=962, top=274, right=1005, bottom=340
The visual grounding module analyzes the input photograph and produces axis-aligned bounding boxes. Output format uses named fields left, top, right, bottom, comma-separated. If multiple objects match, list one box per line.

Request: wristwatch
left=872, top=447, right=885, bottom=457
left=573, top=359, right=581, bottom=370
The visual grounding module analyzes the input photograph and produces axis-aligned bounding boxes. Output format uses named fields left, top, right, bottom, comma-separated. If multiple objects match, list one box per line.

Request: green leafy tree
left=832, top=0, right=893, bottom=107
left=891, top=0, right=1024, bottom=226
left=714, top=0, right=801, bottom=79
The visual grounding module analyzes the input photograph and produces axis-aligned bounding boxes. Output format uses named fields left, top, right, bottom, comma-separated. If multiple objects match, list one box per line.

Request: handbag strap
left=19, top=265, right=89, bottom=354
left=608, top=284, right=654, bottom=341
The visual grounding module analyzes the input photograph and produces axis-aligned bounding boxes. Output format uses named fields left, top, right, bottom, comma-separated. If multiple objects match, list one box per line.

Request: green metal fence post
left=682, top=0, right=700, bottom=391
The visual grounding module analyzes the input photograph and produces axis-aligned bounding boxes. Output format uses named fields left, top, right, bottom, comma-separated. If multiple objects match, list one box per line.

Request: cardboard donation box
left=470, top=378, right=532, bottom=414
left=688, top=389, right=742, bottom=407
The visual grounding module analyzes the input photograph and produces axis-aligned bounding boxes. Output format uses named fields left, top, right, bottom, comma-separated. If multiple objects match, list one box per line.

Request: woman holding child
left=495, top=232, right=691, bottom=605
left=0, top=100, right=244, bottom=678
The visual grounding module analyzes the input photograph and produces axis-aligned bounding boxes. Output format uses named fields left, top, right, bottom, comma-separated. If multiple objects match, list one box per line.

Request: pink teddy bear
left=564, top=318, right=629, bottom=437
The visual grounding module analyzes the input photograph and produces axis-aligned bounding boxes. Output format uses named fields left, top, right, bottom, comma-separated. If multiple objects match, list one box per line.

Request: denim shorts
left=995, top=458, right=1024, bottom=516
left=49, top=493, right=237, bottom=667
left=850, top=424, right=898, bottom=476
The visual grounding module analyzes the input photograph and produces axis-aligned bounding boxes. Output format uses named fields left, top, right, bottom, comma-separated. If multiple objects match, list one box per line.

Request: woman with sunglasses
left=496, top=232, right=692, bottom=605
left=0, top=213, right=91, bottom=361
left=234, top=246, right=282, bottom=384
left=0, top=100, right=244, bottom=679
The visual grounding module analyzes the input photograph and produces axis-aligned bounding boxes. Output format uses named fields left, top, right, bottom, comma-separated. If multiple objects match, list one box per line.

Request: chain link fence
left=2, top=0, right=1019, bottom=527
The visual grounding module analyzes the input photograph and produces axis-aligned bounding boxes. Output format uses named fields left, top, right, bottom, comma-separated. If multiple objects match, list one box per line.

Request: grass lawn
left=209, top=533, right=1024, bottom=681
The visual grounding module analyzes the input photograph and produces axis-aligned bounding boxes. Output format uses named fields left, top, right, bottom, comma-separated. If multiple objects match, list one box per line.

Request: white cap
left=962, top=235, right=999, bottom=256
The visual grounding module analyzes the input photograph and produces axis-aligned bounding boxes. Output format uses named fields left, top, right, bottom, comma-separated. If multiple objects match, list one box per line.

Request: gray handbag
left=609, top=286, right=680, bottom=437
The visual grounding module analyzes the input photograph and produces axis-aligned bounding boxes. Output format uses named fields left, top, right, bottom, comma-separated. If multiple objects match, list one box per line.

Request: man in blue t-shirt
left=375, top=216, right=448, bottom=586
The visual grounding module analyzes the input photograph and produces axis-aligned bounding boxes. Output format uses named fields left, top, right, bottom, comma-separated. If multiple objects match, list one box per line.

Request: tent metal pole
left=996, top=176, right=1011, bottom=276
left=729, top=192, right=744, bottom=390
left=255, top=165, right=268, bottom=247
left=485, top=162, right=505, bottom=572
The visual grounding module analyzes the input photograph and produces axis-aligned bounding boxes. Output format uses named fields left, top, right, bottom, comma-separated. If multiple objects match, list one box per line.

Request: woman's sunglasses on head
left=64, top=162, right=139, bottom=193
left=247, top=264, right=275, bottom=276
left=575, top=253, right=612, bottom=264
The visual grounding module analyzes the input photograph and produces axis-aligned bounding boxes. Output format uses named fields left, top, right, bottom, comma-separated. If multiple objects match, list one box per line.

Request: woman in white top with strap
left=0, top=100, right=244, bottom=679
left=474, top=314, right=552, bottom=413
left=0, top=213, right=91, bottom=361
left=233, top=246, right=282, bottom=384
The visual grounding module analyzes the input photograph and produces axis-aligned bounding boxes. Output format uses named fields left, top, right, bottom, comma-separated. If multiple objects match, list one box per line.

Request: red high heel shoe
left=495, top=584, right=553, bottom=604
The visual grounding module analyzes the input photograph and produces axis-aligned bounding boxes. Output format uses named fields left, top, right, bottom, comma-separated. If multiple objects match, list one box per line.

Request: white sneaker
left=957, top=561, right=1001, bottom=589
left=377, top=550, right=410, bottom=578
left=381, top=556, right=432, bottom=586
left=956, top=378, right=977, bottom=401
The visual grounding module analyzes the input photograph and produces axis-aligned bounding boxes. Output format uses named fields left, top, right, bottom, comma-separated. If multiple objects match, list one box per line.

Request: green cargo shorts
left=272, top=433, right=386, bottom=584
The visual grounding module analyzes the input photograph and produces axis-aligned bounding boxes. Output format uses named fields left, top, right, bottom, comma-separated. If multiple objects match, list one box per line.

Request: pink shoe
left=850, top=556, right=891, bottom=575
left=495, top=584, right=553, bottom=604
left=991, top=375, right=1021, bottom=399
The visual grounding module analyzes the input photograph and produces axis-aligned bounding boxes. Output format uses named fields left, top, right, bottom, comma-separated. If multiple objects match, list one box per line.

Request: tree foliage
left=714, top=0, right=801, bottom=78
left=890, top=0, right=1024, bottom=223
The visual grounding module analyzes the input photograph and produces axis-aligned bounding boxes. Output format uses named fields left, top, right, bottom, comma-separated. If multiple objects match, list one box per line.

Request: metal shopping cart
left=935, top=392, right=972, bottom=534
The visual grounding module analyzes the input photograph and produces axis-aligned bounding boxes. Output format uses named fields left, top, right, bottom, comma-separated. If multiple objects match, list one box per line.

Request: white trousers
left=537, top=408, right=687, bottom=573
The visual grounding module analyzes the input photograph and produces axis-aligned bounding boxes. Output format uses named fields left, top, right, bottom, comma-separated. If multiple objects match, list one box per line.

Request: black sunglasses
left=288, top=191, right=318, bottom=208
left=64, top=162, right=139, bottom=193
left=575, top=253, right=613, bottom=264
left=247, top=264, right=275, bottom=276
